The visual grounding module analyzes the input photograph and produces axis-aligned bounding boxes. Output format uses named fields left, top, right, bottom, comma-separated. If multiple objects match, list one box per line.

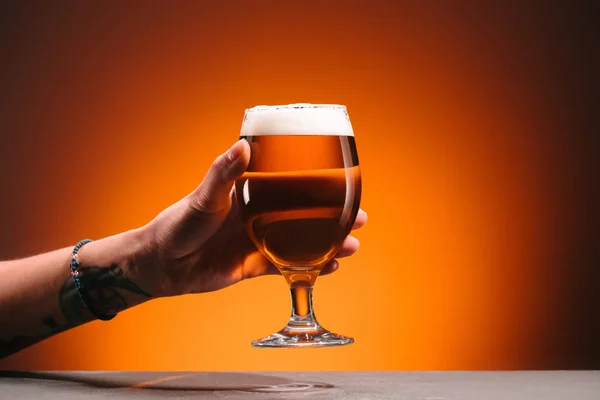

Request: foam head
left=240, top=104, right=354, bottom=137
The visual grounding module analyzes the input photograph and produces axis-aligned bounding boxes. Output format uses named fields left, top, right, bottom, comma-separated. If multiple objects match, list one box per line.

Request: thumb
left=189, top=139, right=251, bottom=214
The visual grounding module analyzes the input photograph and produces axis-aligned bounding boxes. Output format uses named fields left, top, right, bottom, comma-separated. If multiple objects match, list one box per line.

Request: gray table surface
left=1, top=371, right=599, bottom=399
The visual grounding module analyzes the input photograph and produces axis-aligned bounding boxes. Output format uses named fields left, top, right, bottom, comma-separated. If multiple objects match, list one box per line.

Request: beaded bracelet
left=70, top=239, right=116, bottom=321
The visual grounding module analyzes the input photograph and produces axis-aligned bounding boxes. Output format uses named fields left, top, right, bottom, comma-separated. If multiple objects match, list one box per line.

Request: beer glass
left=235, top=104, right=361, bottom=347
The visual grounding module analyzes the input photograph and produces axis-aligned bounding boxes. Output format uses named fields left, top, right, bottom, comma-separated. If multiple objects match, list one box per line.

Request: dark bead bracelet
left=69, top=239, right=116, bottom=321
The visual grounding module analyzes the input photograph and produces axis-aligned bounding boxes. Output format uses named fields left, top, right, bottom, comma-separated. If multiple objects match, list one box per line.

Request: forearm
left=0, top=228, right=152, bottom=359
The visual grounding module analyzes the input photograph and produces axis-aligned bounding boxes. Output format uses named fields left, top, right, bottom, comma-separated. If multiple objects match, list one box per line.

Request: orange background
left=0, top=1, right=598, bottom=370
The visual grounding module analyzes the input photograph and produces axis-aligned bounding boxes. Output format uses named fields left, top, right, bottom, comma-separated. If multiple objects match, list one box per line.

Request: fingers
left=352, top=209, right=368, bottom=230
left=189, top=139, right=250, bottom=214
left=336, top=235, right=360, bottom=258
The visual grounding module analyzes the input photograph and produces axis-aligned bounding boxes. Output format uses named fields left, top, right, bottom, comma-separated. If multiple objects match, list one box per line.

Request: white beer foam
left=241, top=103, right=354, bottom=137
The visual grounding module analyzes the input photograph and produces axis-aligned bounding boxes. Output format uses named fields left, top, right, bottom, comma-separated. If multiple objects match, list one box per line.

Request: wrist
left=121, top=225, right=162, bottom=301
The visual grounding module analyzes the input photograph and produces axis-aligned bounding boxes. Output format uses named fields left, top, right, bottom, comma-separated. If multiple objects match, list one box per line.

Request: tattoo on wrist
left=0, top=263, right=150, bottom=359
left=61, top=263, right=151, bottom=324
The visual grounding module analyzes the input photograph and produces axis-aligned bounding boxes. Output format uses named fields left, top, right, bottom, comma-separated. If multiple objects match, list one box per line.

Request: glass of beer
left=234, top=104, right=361, bottom=347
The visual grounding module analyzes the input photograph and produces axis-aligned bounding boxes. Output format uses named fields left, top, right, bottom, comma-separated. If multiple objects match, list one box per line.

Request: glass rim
left=245, top=103, right=347, bottom=113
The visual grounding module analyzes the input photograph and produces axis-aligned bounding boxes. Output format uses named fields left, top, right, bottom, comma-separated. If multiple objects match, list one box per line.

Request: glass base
left=253, top=277, right=353, bottom=348
left=252, top=324, right=354, bottom=348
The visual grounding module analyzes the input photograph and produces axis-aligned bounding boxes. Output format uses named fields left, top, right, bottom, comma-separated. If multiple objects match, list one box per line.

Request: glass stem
left=288, top=281, right=319, bottom=328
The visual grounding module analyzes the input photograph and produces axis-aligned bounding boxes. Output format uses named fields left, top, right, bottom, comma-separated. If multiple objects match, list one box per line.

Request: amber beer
left=235, top=105, right=361, bottom=278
